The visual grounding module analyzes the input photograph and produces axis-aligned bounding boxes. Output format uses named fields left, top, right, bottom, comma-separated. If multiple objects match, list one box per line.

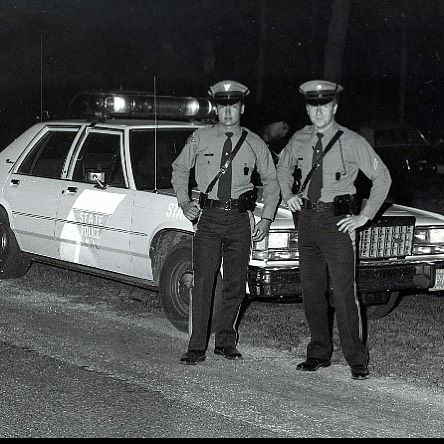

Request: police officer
left=172, top=80, right=280, bottom=365
left=276, top=80, right=391, bottom=379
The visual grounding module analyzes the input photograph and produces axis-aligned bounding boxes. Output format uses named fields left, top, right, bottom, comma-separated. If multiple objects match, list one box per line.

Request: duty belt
left=302, top=198, right=334, bottom=212
left=203, top=198, right=240, bottom=211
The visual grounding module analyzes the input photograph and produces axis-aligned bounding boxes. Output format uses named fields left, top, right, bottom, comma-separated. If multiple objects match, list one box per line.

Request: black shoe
left=214, top=346, right=243, bottom=360
left=296, top=358, right=331, bottom=372
left=351, top=366, right=370, bottom=380
left=180, top=350, right=206, bottom=365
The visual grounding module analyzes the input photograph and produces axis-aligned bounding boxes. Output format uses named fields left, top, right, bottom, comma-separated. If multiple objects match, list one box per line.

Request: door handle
left=10, top=179, right=20, bottom=185
left=66, top=186, right=78, bottom=194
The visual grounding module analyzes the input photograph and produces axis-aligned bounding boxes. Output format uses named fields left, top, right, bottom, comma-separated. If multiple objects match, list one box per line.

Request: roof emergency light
left=68, top=91, right=216, bottom=121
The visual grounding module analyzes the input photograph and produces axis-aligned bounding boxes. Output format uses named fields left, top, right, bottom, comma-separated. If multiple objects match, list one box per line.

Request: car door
left=55, top=128, right=134, bottom=274
left=2, top=126, right=81, bottom=257
left=128, top=127, right=195, bottom=280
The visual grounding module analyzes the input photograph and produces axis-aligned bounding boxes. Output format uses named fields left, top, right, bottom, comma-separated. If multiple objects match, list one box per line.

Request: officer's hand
left=286, top=194, right=303, bottom=212
left=180, top=200, right=201, bottom=221
left=252, top=218, right=272, bottom=242
left=337, top=214, right=369, bottom=234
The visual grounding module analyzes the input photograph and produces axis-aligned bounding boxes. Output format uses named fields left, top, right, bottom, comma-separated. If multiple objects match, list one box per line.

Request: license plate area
left=430, top=268, right=444, bottom=291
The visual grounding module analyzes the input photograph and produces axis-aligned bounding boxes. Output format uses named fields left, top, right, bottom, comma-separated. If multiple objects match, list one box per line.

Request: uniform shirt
left=172, top=123, right=280, bottom=221
left=277, top=121, right=392, bottom=220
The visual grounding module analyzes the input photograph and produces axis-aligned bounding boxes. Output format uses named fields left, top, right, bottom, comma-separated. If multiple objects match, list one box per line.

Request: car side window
left=72, top=132, right=125, bottom=187
left=17, top=130, right=77, bottom=179
left=129, top=128, right=193, bottom=190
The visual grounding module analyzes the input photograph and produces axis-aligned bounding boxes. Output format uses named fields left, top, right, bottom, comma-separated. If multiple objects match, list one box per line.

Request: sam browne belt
left=201, top=197, right=240, bottom=210
left=302, top=198, right=334, bottom=211
left=302, top=194, right=358, bottom=215
left=199, top=189, right=256, bottom=212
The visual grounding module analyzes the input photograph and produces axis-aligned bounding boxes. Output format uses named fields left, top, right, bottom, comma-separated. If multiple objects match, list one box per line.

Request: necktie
left=307, top=132, right=324, bottom=202
left=218, top=132, right=234, bottom=201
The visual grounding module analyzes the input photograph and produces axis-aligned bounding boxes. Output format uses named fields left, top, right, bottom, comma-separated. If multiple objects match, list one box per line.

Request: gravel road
left=0, top=262, right=442, bottom=437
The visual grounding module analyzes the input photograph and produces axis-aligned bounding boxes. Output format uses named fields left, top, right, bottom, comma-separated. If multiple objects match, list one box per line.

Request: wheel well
left=0, top=206, right=10, bottom=225
left=150, top=230, right=192, bottom=284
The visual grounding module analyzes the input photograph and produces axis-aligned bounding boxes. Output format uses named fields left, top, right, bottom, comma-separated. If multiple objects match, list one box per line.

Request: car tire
left=159, top=240, right=222, bottom=332
left=363, top=291, right=400, bottom=319
left=0, top=218, right=31, bottom=279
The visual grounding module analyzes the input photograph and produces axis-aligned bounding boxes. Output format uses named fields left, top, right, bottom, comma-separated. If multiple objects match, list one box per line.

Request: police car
left=1, top=91, right=444, bottom=332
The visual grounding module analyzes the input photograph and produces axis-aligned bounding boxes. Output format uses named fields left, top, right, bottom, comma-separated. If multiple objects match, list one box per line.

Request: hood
left=381, top=203, right=444, bottom=226
left=255, top=184, right=444, bottom=229
left=188, top=187, right=444, bottom=230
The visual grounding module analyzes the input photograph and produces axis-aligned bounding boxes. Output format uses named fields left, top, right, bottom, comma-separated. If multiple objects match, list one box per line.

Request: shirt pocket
left=233, top=156, right=256, bottom=183
left=196, top=152, right=217, bottom=183
left=298, top=156, right=310, bottom=170
left=298, top=156, right=311, bottom=185
left=323, top=162, right=348, bottom=191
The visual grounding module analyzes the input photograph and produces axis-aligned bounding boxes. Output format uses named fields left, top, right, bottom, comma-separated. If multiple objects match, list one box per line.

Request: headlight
left=412, top=227, right=444, bottom=254
left=252, top=230, right=299, bottom=261
left=429, top=228, right=444, bottom=243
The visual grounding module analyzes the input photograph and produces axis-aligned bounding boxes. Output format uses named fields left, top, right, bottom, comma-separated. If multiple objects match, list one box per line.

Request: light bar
left=68, top=91, right=216, bottom=121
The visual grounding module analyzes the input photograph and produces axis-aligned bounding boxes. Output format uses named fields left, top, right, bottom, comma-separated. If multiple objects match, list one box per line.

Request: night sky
left=1, top=0, right=443, bottom=145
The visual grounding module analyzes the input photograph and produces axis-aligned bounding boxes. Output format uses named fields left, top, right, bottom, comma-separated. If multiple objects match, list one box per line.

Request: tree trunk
left=399, top=0, right=409, bottom=125
left=323, top=0, right=351, bottom=83
left=255, top=0, right=268, bottom=107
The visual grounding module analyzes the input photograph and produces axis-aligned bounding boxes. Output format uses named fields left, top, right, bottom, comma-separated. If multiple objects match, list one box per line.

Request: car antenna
left=40, top=33, right=43, bottom=121
left=154, top=75, right=158, bottom=193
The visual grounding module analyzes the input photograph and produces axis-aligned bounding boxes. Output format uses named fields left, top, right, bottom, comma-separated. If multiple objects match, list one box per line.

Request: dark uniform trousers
left=298, top=207, right=369, bottom=369
left=189, top=208, right=251, bottom=351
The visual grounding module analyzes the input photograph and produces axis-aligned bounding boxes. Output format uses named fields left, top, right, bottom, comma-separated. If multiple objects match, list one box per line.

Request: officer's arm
left=179, top=200, right=201, bottom=221
left=171, top=133, right=198, bottom=206
left=354, top=138, right=392, bottom=220
left=255, top=140, right=280, bottom=221
left=252, top=218, right=272, bottom=241
left=276, top=141, right=298, bottom=204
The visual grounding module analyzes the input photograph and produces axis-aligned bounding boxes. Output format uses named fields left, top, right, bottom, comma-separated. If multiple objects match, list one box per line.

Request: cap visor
left=306, top=97, right=334, bottom=106
left=213, top=98, right=243, bottom=105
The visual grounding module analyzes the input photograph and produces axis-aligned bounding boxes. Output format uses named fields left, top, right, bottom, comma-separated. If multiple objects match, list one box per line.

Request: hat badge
left=223, top=83, right=232, bottom=91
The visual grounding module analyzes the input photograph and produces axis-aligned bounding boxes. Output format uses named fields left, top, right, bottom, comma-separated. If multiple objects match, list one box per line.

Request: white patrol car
left=1, top=91, right=444, bottom=332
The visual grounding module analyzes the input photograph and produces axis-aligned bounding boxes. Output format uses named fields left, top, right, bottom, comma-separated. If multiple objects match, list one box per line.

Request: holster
left=333, top=194, right=359, bottom=216
left=198, top=192, right=208, bottom=208
left=238, top=188, right=257, bottom=212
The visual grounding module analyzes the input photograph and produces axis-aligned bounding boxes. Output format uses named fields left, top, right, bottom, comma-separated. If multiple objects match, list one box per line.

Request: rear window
left=17, top=129, right=77, bottom=179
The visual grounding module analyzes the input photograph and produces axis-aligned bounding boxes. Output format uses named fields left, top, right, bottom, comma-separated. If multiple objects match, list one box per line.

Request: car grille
left=358, top=216, right=416, bottom=259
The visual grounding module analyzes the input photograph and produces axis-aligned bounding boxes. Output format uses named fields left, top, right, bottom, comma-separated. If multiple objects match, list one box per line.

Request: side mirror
left=86, top=169, right=106, bottom=189
left=86, top=169, right=105, bottom=183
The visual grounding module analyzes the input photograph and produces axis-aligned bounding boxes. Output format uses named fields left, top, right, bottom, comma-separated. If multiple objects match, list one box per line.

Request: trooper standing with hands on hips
left=276, top=80, right=391, bottom=379
left=172, top=80, right=280, bottom=365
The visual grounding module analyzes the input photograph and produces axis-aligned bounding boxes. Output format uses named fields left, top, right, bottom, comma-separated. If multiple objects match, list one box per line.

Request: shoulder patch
left=186, top=133, right=197, bottom=145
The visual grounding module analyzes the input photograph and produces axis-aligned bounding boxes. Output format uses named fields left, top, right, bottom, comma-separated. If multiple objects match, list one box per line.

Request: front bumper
left=247, top=265, right=302, bottom=301
left=247, top=260, right=444, bottom=300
